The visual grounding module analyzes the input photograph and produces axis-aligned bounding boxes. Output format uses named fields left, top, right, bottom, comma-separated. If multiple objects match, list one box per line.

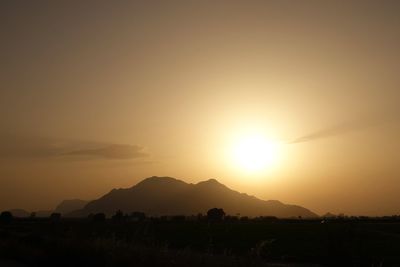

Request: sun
left=231, top=133, right=281, bottom=173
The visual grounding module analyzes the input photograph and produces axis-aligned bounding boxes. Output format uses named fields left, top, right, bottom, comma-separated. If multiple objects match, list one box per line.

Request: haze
left=1, top=0, right=400, bottom=216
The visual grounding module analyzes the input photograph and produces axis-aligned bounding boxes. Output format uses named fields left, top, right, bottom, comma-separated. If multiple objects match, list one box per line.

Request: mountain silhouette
left=8, top=209, right=30, bottom=217
left=69, top=176, right=318, bottom=218
left=54, top=199, right=88, bottom=215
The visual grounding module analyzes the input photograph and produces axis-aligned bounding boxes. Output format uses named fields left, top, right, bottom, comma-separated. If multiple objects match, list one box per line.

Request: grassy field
left=1, top=218, right=400, bottom=266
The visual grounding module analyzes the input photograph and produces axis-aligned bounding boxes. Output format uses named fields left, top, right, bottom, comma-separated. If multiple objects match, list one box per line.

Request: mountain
left=6, top=209, right=53, bottom=218
left=54, top=199, right=88, bottom=215
left=322, top=212, right=337, bottom=218
left=8, top=209, right=30, bottom=217
left=69, top=176, right=318, bottom=218
left=35, top=210, right=53, bottom=217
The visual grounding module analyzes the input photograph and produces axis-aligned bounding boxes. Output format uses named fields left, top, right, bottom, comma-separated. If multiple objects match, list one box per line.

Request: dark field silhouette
left=3, top=177, right=398, bottom=266
left=1, top=213, right=400, bottom=266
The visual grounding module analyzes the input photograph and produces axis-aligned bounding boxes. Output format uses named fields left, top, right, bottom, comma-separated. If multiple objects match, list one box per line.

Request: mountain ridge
left=55, top=199, right=89, bottom=215
left=69, top=176, right=318, bottom=218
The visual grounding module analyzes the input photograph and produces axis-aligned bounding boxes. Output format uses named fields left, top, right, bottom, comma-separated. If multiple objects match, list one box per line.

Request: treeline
left=2, top=209, right=400, bottom=224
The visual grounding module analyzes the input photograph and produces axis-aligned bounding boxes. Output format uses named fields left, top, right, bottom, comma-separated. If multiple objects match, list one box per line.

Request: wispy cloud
left=289, top=112, right=397, bottom=144
left=64, top=144, right=147, bottom=160
left=0, top=134, right=148, bottom=160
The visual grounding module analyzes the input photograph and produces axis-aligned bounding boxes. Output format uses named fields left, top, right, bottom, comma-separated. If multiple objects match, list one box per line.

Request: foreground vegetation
left=1, top=215, right=400, bottom=266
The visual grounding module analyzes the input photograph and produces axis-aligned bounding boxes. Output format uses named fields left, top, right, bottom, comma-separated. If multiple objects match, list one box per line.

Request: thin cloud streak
left=0, top=134, right=148, bottom=160
left=289, top=113, right=397, bottom=144
left=64, top=144, right=147, bottom=160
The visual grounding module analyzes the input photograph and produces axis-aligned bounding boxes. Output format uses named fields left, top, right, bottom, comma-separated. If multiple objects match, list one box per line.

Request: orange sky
left=1, top=1, right=400, bottom=216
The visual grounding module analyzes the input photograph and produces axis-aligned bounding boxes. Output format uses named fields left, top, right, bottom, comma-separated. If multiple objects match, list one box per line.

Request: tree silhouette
left=112, top=210, right=124, bottom=222
left=130, top=211, right=146, bottom=221
left=92, top=213, right=106, bottom=222
left=0, top=211, right=13, bottom=223
left=207, top=208, right=225, bottom=221
left=50, top=212, right=61, bottom=222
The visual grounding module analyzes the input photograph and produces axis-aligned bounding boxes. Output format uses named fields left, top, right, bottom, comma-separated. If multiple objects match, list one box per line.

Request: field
left=1, top=217, right=400, bottom=266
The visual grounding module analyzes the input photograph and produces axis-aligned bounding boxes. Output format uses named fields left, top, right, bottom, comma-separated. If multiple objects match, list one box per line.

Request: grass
left=1, top=218, right=400, bottom=266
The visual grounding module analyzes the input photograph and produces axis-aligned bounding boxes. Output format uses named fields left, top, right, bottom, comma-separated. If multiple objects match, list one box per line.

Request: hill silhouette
left=54, top=199, right=88, bottom=215
left=8, top=209, right=30, bottom=218
left=69, top=176, right=317, bottom=218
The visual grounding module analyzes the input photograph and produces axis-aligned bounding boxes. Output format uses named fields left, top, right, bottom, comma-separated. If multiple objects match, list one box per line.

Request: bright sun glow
left=231, top=134, right=281, bottom=173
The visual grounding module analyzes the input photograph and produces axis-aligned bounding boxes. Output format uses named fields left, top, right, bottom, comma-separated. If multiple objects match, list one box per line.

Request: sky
left=1, top=0, right=400, bottom=216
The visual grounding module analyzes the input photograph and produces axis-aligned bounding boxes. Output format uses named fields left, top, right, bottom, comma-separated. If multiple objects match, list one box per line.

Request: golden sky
left=1, top=1, right=400, bottom=216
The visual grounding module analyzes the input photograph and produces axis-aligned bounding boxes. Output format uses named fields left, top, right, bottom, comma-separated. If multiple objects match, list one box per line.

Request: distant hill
left=8, top=209, right=30, bottom=217
left=69, top=176, right=318, bottom=218
left=35, top=210, right=53, bottom=217
left=4, top=209, right=52, bottom=218
left=4, top=200, right=88, bottom=218
left=54, top=199, right=88, bottom=215
left=323, top=212, right=337, bottom=218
